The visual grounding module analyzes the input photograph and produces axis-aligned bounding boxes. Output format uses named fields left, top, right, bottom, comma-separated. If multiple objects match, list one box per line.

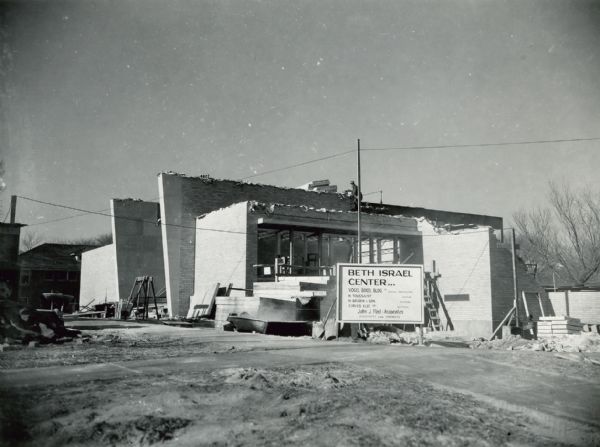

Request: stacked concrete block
left=537, top=316, right=583, bottom=336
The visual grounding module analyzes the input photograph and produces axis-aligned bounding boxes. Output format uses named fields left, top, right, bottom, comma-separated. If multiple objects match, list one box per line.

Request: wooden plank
left=489, top=305, right=516, bottom=340
left=537, top=293, right=546, bottom=317
left=186, top=283, right=220, bottom=319
left=521, top=291, right=531, bottom=318
left=299, top=282, right=331, bottom=291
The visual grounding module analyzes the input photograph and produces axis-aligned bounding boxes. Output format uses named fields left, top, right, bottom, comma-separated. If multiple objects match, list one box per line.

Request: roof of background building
left=19, top=243, right=98, bottom=271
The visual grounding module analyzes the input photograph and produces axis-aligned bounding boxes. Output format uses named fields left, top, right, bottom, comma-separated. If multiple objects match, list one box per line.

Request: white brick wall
left=192, top=202, right=251, bottom=319
left=548, top=291, right=600, bottom=323
left=421, top=222, right=493, bottom=336
left=79, top=244, right=118, bottom=307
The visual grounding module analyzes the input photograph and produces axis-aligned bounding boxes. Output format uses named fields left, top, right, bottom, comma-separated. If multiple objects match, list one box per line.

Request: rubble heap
left=0, top=300, right=81, bottom=347
left=470, top=333, right=600, bottom=353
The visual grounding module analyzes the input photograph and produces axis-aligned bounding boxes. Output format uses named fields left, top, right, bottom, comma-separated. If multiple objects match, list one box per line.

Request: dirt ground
left=1, top=323, right=599, bottom=446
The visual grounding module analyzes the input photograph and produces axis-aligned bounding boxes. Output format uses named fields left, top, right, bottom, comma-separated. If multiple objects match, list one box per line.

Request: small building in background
left=18, top=243, right=96, bottom=311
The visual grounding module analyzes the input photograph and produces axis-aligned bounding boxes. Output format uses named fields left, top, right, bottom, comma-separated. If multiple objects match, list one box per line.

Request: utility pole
left=10, top=195, right=17, bottom=223
left=350, top=139, right=364, bottom=341
left=510, top=228, right=519, bottom=327
left=357, top=138, right=362, bottom=264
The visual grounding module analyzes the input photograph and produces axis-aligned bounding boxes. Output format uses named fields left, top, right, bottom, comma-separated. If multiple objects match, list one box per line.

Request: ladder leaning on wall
left=423, top=272, right=453, bottom=332
left=424, top=273, right=441, bottom=331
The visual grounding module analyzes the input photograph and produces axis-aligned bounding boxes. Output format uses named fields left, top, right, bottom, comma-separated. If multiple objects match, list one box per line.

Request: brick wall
left=548, top=291, right=600, bottom=323
left=80, top=244, right=118, bottom=307
left=489, top=236, right=546, bottom=327
left=421, top=222, right=493, bottom=337
left=158, top=173, right=353, bottom=316
left=111, top=199, right=165, bottom=303
left=192, top=202, right=253, bottom=318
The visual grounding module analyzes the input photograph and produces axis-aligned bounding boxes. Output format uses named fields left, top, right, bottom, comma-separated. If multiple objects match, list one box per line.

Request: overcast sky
left=1, top=0, right=599, bottom=242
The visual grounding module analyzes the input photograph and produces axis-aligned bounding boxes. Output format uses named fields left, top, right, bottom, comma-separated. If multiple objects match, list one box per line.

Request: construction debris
left=0, top=299, right=81, bottom=346
left=365, top=328, right=421, bottom=345
left=470, top=332, right=600, bottom=353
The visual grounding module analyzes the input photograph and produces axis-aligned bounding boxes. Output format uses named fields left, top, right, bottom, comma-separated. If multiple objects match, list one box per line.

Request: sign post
left=337, top=263, right=424, bottom=324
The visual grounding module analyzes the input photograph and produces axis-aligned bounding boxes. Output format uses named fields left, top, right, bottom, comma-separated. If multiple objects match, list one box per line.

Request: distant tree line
left=19, top=231, right=112, bottom=253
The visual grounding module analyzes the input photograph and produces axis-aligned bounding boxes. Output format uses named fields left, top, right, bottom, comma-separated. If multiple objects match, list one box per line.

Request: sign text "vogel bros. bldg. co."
left=337, top=264, right=424, bottom=324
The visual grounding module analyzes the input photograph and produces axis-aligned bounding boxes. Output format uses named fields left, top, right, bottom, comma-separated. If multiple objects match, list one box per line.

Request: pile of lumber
left=0, top=299, right=81, bottom=345
left=537, top=316, right=582, bottom=337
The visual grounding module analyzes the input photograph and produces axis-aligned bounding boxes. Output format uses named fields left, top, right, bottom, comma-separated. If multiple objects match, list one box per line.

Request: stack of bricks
left=537, top=316, right=582, bottom=337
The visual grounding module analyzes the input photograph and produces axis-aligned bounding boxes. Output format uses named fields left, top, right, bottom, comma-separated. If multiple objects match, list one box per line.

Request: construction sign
left=337, top=263, right=424, bottom=324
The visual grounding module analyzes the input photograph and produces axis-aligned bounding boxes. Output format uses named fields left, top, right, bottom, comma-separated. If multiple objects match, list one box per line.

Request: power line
left=26, top=195, right=163, bottom=227
left=361, top=136, right=600, bottom=152
left=241, top=136, right=600, bottom=180
left=17, top=196, right=248, bottom=235
left=17, top=194, right=512, bottom=238
left=27, top=208, right=111, bottom=226
left=240, top=149, right=355, bottom=180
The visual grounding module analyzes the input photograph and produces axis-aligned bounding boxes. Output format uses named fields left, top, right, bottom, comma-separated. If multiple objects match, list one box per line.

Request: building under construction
left=80, top=172, right=545, bottom=337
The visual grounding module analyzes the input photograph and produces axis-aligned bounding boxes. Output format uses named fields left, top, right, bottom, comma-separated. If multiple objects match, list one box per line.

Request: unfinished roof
left=364, top=202, right=503, bottom=230
left=160, top=172, right=502, bottom=229
left=158, top=171, right=346, bottom=196
left=200, top=201, right=421, bottom=237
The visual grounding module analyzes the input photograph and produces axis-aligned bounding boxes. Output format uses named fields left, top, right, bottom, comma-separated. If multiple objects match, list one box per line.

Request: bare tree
left=56, top=232, right=112, bottom=247
left=20, top=230, right=43, bottom=252
left=514, top=182, right=600, bottom=286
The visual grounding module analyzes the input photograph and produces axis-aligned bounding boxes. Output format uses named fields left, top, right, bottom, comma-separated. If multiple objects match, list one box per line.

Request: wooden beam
left=490, top=306, right=516, bottom=340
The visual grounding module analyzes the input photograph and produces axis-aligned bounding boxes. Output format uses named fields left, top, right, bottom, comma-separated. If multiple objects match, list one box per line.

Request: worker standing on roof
left=350, top=180, right=362, bottom=211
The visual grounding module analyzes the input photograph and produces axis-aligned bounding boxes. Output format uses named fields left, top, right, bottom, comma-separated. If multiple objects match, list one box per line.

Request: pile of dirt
left=217, top=367, right=362, bottom=390
left=0, top=300, right=82, bottom=348
left=470, top=333, right=600, bottom=353
left=74, top=415, right=191, bottom=446
left=2, top=363, right=591, bottom=447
